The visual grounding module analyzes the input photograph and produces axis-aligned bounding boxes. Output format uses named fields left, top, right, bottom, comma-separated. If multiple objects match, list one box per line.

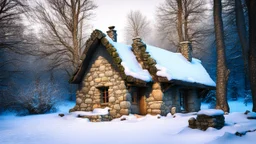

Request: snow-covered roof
left=106, top=37, right=152, bottom=82
left=146, top=45, right=216, bottom=87
left=106, top=36, right=215, bottom=87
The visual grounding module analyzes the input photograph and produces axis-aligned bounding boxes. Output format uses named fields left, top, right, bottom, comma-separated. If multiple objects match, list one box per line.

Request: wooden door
left=138, top=89, right=147, bottom=115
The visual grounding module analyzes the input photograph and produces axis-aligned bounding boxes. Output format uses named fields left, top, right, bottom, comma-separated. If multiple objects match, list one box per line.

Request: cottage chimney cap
left=108, top=26, right=115, bottom=30
left=132, top=36, right=141, bottom=41
left=180, top=41, right=191, bottom=44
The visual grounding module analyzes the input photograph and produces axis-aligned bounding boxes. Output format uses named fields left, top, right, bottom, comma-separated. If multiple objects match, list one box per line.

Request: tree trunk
left=184, top=0, right=189, bottom=41
left=246, top=0, right=256, bottom=112
left=71, top=0, right=80, bottom=68
left=214, top=0, right=230, bottom=112
left=177, top=0, right=184, bottom=43
left=235, top=0, right=250, bottom=91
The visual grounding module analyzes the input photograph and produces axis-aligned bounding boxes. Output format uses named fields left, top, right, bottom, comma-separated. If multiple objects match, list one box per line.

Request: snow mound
left=71, top=107, right=110, bottom=116
left=197, top=109, right=224, bottom=116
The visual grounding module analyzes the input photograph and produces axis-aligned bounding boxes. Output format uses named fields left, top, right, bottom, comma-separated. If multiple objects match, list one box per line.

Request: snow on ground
left=0, top=101, right=255, bottom=144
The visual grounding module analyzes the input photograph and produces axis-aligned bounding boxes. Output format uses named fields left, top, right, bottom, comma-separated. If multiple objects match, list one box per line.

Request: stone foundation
left=189, top=114, right=225, bottom=130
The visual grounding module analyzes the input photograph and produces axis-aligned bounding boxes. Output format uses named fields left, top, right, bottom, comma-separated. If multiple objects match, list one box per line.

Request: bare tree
left=156, top=0, right=209, bottom=50
left=0, top=0, right=30, bottom=86
left=125, top=10, right=150, bottom=44
left=214, top=0, right=230, bottom=113
left=29, top=0, right=97, bottom=75
left=246, top=0, right=256, bottom=112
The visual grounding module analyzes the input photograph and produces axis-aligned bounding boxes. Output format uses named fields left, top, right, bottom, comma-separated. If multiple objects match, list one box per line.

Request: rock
left=85, top=99, right=92, bottom=104
left=92, top=73, right=98, bottom=78
left=89, top=81, right=94, bottom=86
left=99, top=65, right=105, bottom=71
left=88, top=91, right=93, bottom=95
left=113, top=86, right=118, bottom=90
left=58, top=113, right=65, bottom=117
left=109, top=97, right=115, bottom=103
left=114, top=104, right=120, bottom=110
left=76, top=98, right=82, bottom=104
left=118, top=96, right=124, bottom=101
left=146, top=97, right=154, bottom=102
left=115, top=90, right=122, bottom=95
left=152, top=82, right=161, bottom=90
left=114, top=75, right=119, bottom=79
left=93, top=104, right=101, bottom=109
left=120, top=101, right=131, bottom=109
left=104, top=82, right=113, bottom=86
left=99, top=73, right=105, bottom=77
left=105, top=71, right=113, bottom=76
left=188, top=117, right=197, bottom=128
left=110, top=110, right=117, bottom=116
left=94, top=59, right=102, bottom=67
left=78, top=93, right=84, bottom=97
left=80, top=103, right=87, bottom=108
left=151, top=109, right=161, bottom=115
left=82, top=87, right=89, bottom=93
left=101, top=77, right=108, bottom=82
left=95, top=78, right=101, bottom=83
left=152, top=90, right=163, bottom=101
left=120, top=109, right=129, bottom=115
left=150, top=103, right=161, bottom=109
left=119, top=84, right=126, bottom=89
left=171, top=107, right=176, bottom=115
left=120, top=118, right=126, bottom=121
left=244, top=110, right=250, bottom=115
left=87, top=76, right=93, bottom=81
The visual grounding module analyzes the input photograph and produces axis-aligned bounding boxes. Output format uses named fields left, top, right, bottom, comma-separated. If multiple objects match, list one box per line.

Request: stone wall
left=161, top=86, right=181, bottom=115
left=70, top=45, right=131, bottom=119
left=189, top=114, right=225, bottom=130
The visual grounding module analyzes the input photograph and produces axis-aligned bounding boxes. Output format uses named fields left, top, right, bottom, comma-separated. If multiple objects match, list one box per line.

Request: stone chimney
left=179, top=41, right=192, bottom=62
left=107, top=26, right=117, bottom=42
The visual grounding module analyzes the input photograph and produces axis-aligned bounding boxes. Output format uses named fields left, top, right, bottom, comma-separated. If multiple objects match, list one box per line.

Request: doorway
left=131, top=87, right=147, bottom=115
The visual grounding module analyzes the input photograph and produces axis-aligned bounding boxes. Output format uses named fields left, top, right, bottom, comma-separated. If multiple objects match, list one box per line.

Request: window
left=132, top=91, right=137, bottom=104
left=180, top=93, right=184, bottom=111
left=99, top=87, right=109, bottom=103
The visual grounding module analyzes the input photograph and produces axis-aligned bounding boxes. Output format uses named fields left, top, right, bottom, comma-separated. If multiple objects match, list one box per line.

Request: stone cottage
left=69, top=26, right=216, bottom=119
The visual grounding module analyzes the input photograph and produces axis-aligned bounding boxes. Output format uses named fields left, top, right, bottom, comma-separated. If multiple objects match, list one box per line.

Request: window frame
left=99, top=87, right=109, bottom=104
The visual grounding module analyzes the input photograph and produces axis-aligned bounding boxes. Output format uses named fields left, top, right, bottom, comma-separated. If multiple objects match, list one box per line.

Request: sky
left=91, top=0, right=165, bottom=43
